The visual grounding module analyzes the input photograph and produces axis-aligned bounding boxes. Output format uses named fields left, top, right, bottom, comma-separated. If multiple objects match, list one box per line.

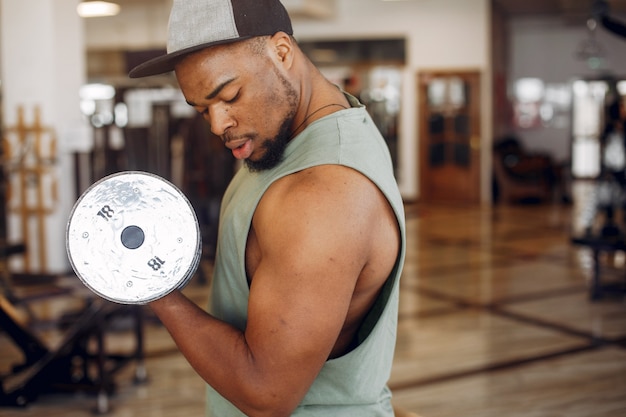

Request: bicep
left=243, top=186, right=368, bottom=401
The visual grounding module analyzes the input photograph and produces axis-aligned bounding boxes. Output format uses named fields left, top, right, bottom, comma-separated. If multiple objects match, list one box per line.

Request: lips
left=229, top=139, right=253, bottom=160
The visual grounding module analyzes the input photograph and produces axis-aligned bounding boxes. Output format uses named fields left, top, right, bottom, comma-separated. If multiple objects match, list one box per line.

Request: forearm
left=148, top=290, right=298, bottom=417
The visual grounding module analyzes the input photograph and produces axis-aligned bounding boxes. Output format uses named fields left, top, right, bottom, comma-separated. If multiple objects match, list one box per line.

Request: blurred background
left=0, top=1, right=625, bottom=416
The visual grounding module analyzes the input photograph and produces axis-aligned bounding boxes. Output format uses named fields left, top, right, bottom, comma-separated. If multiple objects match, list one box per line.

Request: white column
left=1, top=0, right=87, bottom=274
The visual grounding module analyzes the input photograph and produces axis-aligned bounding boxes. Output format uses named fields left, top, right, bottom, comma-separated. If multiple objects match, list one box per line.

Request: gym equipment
left=2, top=105, right=58, bottom=273
left=0, top=295, right=146, bottom=413
left=66, top=171, right=202, bottom=304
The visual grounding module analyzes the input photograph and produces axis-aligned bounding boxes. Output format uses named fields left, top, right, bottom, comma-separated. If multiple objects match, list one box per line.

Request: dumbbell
left=66, top=171, right=202, bottom=304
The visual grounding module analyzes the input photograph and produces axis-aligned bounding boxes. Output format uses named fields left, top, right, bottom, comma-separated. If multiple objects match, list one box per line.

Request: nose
left=207, top=104, right=235, bottom=137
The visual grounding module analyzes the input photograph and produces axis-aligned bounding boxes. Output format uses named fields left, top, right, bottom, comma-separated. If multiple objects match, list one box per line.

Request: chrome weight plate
left=66, top=171, right=202, bottom=304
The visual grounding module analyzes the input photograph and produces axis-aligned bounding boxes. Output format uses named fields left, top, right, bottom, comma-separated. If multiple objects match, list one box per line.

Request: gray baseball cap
left=129, top=0, right=293, bottom=78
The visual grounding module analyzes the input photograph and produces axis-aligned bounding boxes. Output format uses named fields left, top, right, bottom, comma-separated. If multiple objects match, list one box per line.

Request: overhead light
left=79, top=83, right=116, bottom=101
left=575, top=18, right=606, bottom=70
left=77, top=1, right=120, bottom=18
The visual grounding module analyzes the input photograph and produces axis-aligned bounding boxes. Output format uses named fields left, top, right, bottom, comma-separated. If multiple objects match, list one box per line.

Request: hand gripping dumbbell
left=66, top=171, right=202, bottom=304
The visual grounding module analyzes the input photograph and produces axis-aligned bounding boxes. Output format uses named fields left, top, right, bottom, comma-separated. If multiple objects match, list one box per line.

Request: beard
left=244, top=69, right=298, bottom=172
left=244, top=114, right=293, bottom=172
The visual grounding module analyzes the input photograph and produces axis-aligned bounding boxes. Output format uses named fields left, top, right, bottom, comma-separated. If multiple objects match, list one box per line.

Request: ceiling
left=493, top=0, right=626, bottom=23
left=113, top=0, right=626, bottom=24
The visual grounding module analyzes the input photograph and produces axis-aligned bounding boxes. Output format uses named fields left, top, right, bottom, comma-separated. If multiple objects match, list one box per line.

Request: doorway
left=418, top=70, right=481, bottom=203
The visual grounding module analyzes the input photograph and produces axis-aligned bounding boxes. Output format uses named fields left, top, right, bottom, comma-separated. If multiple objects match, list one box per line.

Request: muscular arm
left=149, top=165, right=396, bottom=417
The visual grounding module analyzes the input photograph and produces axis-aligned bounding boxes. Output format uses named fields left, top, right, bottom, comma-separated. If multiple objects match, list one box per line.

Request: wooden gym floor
left=1, top=200, right=625, bottom=416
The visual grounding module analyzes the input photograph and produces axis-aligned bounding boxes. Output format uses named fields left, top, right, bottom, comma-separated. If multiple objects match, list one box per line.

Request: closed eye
left=225, top=91, right=240, bottom=104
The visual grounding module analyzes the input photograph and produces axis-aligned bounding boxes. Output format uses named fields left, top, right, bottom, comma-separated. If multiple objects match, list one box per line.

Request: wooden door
left=418, top=70, right=481, bottom=203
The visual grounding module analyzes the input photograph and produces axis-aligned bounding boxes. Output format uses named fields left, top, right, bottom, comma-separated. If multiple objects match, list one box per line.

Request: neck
left=291, top=70, right=350, bottom=136
left=290, top=102, right=348, bottom=139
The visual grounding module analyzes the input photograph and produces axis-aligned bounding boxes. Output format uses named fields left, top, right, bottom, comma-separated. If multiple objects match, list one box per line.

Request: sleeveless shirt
left=206, top=94, right=406, bottom=417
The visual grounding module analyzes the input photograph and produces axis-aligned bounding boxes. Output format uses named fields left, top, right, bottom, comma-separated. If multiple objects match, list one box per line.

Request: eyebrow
left=186, top=77, right=237, bottom=107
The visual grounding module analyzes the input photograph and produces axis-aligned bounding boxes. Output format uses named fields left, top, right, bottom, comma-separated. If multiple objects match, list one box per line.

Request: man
left=129, top=0, right=406, bottom=416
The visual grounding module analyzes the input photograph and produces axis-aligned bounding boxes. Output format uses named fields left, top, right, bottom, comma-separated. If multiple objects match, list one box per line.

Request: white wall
left=85, top=0, right=172, bottom=50
left=509, top=16, right=626, bottom=163
left=84, top=0, right=492, bottom=201
left=1, top=0, right=86, bottom=274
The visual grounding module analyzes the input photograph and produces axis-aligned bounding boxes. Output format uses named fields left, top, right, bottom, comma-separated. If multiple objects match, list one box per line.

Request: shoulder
left=252, top=165, right=390, bottom=255
left=261, top=165, right=383, bottom=221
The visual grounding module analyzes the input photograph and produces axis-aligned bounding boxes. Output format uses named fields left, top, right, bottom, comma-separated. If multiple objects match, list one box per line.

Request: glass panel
left=429, top=143, right=446, bottom=167
left=427, top=77, right=466, bottom=111
left=454, top=114, right=469, bottom=137
left=428, top=113, right=445, bottom=135
left=512, top=78, right=544, bottom=129
left=453, top=143, right=470, bottom=167
left=447, top=77, right=466, bottom=108
left=572, top=80, right=606, bottom=137
left=570, top=79, right=608, bottom=178
left=572, top=140, right=601, bottom=178
left=427, top=78, right=448, bottom=108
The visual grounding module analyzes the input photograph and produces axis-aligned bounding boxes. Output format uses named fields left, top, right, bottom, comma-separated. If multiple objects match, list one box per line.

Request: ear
left=271, top=31, right=295, bottom=69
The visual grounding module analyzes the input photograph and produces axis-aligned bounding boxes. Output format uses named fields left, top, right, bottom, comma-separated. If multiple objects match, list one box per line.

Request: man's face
left=175, top=39, right=298, bottom=171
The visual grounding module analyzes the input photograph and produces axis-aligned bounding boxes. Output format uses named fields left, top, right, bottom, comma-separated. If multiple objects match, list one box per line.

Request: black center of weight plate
left=121, top=225, right=145, bottom=249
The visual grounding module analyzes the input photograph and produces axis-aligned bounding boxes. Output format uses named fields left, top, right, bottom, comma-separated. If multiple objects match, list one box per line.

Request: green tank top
left=207, top=94, right=406, bottom=416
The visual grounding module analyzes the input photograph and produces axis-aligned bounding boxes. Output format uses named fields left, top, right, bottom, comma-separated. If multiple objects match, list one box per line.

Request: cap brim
left=129, top=36, right=252, bottom=78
